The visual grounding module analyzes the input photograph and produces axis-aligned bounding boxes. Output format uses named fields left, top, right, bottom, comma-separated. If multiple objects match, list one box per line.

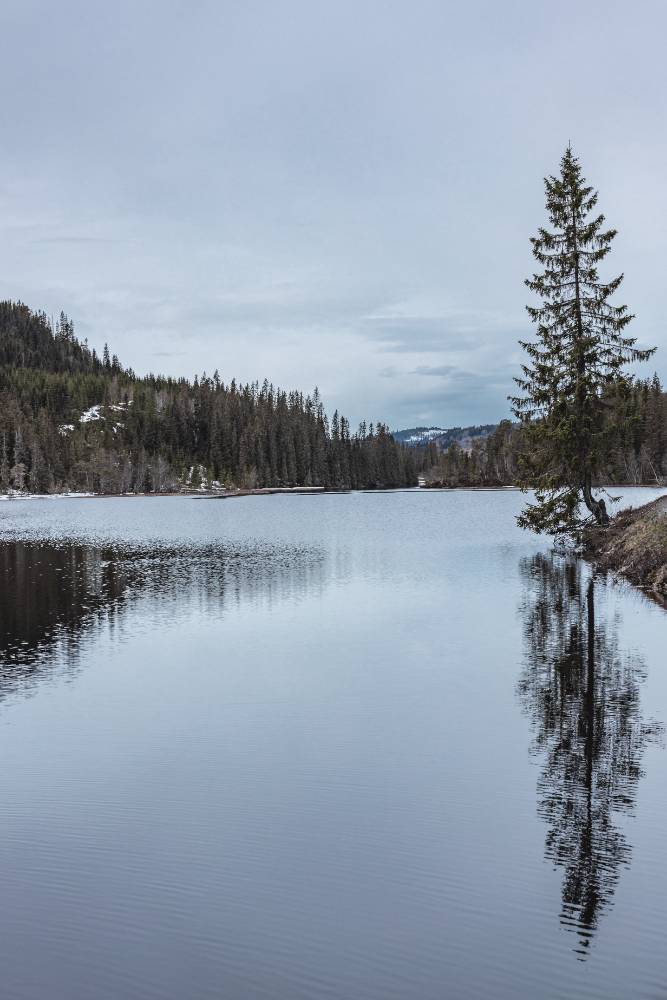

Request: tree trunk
left=571, top=194, right=609, bottom=527
left=582, top=474, right=609, bottom=525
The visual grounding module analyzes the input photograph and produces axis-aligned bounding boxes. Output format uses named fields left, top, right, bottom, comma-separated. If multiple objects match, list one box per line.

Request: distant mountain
left=393, top=424, right=498, bottom=452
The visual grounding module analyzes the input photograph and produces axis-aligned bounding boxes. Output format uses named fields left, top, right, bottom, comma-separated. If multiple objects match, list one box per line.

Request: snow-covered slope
left=393, top=424, right=497, bottom=451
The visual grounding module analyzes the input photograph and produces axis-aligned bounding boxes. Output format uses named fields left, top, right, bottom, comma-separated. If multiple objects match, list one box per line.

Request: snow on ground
left=180, top=465, right=227, bottom=492
left=404, top=428, right=445, bottom=444
left=64, top=401, right=133, bottom=429
left=0, top=491, right=97, bottom=500
left=80, top=405, right=103, bottom=423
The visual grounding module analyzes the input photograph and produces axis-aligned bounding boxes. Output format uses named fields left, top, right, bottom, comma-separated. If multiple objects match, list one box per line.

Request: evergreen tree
left=643, top=374, right=665, bottom=478
left=0, top=432, right=8, bottom=489
left=511, top=147, right=655, bottom=535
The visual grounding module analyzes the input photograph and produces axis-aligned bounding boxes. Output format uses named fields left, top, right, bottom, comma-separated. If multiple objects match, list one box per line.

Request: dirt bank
left=584, top=495, right=667, bottom=596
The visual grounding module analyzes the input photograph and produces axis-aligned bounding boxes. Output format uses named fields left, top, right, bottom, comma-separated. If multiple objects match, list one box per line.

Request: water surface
left=0, top=489, right=666, bottom=999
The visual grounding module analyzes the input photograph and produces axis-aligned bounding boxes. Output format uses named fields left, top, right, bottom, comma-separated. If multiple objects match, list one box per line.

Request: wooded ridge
left=0, top=301, right=418, bottom=494
left=3, top=300, right=665, bottom=498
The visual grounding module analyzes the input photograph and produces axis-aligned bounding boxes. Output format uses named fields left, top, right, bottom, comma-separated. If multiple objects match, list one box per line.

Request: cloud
left=361, top=316, right=467, bottom=354
left=358, top=298, right=526, bottom=360
left=30, top=236, right=127, bottom=245
left=0, top=0, right=665, bottom=429
left=410, top=364, right=457, bottom=377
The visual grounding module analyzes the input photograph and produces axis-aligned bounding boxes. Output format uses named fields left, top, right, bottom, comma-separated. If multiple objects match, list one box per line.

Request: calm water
left=0, top=489, right=666, bottom=1000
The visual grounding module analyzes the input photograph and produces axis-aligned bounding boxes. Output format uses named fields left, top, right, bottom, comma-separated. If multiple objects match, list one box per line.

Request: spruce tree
left=512, top=147, right=655, bottom=535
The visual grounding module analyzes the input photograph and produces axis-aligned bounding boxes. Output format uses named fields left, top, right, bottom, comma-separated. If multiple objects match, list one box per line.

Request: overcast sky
left=1, top=0, right=665, bottom=429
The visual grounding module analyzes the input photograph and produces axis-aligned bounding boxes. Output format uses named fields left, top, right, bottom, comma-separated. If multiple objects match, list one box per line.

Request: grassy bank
left=584, top=495, right=667, bottom=596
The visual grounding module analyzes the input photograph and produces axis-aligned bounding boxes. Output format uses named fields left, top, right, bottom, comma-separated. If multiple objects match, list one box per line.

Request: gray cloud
left=30, top=236, right=127, bottom=245
left=0, top=0, right=664, bottom=428
left=411, top=365, right=457, bottom=378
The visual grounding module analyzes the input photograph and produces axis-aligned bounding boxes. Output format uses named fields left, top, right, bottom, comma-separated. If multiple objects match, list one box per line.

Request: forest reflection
left=518, top=553, right=662, bottom=958
left=0, top=539, right=327, bottom=699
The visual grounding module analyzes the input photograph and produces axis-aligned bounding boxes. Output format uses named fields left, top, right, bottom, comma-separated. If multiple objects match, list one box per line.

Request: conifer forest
left=2, top=299, right=666, bottom=496
left=0, top=301, right=418, bottom=493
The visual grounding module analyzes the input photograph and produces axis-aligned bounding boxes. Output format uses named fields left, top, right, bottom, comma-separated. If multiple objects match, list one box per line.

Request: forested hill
left=419, top=379, right=667, bottom=488
left=393, top=424, right=497, bottom=449
left=0, top=301, right=418, bottom=494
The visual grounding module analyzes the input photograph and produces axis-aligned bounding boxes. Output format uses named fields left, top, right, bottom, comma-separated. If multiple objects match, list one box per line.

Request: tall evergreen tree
left=512, top=147, right=654, bottom=535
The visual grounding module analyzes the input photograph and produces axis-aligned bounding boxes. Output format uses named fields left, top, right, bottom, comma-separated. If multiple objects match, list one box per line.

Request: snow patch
left=0, top=491, right=97, bottom=500
left=78, top=401, right=131, bottom=427
left=80, top=405, right=103, bottom=423
left=403, top=428, right=445, bottom=444
left=182, top=465, right=225, bottom=492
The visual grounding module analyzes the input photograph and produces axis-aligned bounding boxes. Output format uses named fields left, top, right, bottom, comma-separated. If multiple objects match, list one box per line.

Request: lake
left=0, top=489, right=666, bottom=1000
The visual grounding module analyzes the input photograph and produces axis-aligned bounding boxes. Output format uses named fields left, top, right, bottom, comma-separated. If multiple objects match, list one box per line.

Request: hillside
left=393, top=424, right=497, bottom=450
left=0, top=302, right=418, bottom=494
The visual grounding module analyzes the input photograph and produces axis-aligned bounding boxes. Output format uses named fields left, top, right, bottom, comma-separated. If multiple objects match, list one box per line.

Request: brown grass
left=584, top=496, right=667, bottom=594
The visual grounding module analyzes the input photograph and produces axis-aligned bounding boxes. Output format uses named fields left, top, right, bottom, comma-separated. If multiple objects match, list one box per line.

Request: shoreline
left=3, top=485, right=667, bottom=601
left=0, top=486, right=412, bottom=501
left=584, top=495, right=667, bottom=600
left=0, top=483, right=661, bottom=502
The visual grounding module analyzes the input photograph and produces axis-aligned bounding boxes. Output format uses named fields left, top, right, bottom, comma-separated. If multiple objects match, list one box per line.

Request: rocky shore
left=584, top=495, right=667, bottom=597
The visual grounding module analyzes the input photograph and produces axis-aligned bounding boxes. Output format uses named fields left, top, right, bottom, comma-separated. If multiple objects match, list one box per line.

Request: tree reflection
left=0, top=539, right=326, bottom=701
left=518, top=553, right=661, bottom=958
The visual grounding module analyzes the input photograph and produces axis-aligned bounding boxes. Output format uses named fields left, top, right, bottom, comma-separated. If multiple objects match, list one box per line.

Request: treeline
left=0, top=301, right=418, bottom=494
left=422, top=376, right=667, bottom=488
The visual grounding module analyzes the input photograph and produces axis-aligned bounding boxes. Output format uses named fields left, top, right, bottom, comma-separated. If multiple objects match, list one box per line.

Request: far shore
left=0, top=486, right=413, bottom=501
left=3, top=484, right=665, bottom=502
